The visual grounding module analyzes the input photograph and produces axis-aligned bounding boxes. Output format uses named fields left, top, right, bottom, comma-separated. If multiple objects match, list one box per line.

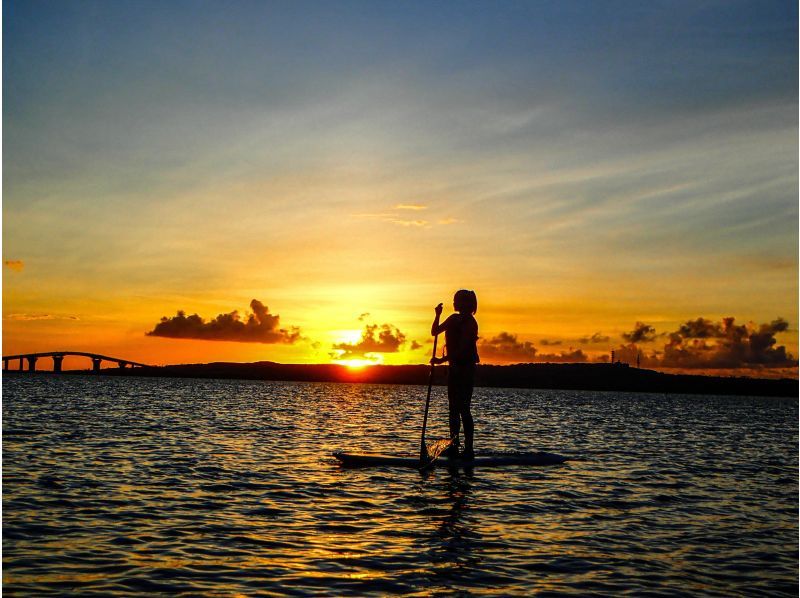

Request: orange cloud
left=332, top=323, right=412, bottom=359
left=5, top=313, right=79, bottom=321
left=478, top=332, right=538, bottom=362
left=4, top=260, right=24, bottom=272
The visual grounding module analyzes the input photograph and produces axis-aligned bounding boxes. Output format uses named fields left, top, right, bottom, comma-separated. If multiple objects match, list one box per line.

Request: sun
left=338, top=358, right=375, bottom=370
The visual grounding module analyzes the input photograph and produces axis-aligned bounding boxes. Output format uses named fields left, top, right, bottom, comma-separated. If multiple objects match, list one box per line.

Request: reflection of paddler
left=430, top=290, right=479, bottom=460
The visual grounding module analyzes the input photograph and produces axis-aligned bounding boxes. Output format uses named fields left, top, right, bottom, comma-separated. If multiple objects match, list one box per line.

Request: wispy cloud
left=578, top=332, right=610, bottom=345
left=539, top=338, right=562, bottom=346
left=6, top=313, right=79, bottom=321
left=354, top=212, right=429, bottom=227
left=354, top=203, right=465, bottom=228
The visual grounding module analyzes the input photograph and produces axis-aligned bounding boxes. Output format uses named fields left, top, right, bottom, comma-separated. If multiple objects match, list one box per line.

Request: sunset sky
left=4, top=1, right=798, bottom=376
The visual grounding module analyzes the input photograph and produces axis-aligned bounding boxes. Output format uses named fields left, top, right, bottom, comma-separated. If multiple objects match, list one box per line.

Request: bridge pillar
left=26, top=356, right=38, bottom=372
left=3, top=358, right=7, bottom=371
left=92, top=358, right=102, bottom=372
left=19, top=357, right=24, bottom=371
left=53, top=355, right=64, bottom=373
left=118, top=361, right=128, bottom=369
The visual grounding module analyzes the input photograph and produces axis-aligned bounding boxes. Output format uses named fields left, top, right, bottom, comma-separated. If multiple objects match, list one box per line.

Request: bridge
left=3, top=352, right=149, bottom=373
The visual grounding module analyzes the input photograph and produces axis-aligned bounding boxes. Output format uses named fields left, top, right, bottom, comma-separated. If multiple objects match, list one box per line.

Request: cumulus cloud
left=479, top=332, right=590, bottom=363
left=539, top=338, right=562, bottom=346
left=660, top=317, right=794, bottom=369
left=358, top=312, right=370, bottom=321
left=480, top=316, right=795, bottom=370
left=613, top=316, right=796, bottom=370
left=146, top=299, right=301, bottom=344
left=677, top=317, right=723, bottom=339
left=332, top=323, right=411, bottom=359
left=622, top=322, right=657, bottom=343
left=4, top=260, right=24, bottom=272
left=579, top=332, right=611, bottom=344
left=410, top=340, right=423, bottom=350
left=479, top=332, right=539, bottom=362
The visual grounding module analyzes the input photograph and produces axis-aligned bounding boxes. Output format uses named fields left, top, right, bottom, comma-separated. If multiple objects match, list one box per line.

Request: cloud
left=355, top=205, right=460, bottom=228
left=355, top=212, right=429, bottom=227
left=479, top=332, right=538, bottom=362
left=4, top=260, right=24, bottom=272
left=331, top=323, right=410, bottom=359
left=578, top=332, right=611, bottom=344
left=484, top=316, right=794, bottom=370
left=676, top=317, right=723, bottom=339
left=146, top=299, right=301, bottom=344
left=479, top=332, right=591, bottom=364
left=536, top=349, right=589, bottom=363
left=661, top=317, right=794, bottom=369
left=614, top=316, right=796, bottom=370
left=539, top=338, right=562, bottom=346
left=357, top=312, right=370, bottom=321
left=622, top=322, right=657, bottom=343
left=6, top=313, right=80, bottom=321
left=410, top=340, right=422, bottom=350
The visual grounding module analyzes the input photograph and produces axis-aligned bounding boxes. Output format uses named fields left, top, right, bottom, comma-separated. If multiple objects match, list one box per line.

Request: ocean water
left=3, top=375, right=797, bottom=596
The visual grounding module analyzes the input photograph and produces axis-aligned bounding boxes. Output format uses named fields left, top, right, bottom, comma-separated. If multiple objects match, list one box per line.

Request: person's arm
left=431, top=303, right=448, bottom=336
left=430, top=304, right=450, bottom=364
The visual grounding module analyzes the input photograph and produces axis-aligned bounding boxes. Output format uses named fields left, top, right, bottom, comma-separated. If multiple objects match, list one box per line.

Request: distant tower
left=611, top=349, right=615, bottom=364
left=636, top=352, right=640, bottom=368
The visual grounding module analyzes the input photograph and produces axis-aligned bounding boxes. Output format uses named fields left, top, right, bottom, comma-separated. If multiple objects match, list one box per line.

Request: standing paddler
left=430, top=289, right=480, bottom=460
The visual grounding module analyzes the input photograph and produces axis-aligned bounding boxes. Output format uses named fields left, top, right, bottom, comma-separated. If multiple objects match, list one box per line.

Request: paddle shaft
left=419, top=332, right=439, bottom=462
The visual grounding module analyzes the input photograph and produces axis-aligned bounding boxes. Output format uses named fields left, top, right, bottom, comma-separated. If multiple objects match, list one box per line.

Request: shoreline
left=6, top=361, right=797, bottom=398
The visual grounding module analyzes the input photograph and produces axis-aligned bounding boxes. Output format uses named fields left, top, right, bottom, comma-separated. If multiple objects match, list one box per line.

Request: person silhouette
left=430, top=290, right=479, bottom=460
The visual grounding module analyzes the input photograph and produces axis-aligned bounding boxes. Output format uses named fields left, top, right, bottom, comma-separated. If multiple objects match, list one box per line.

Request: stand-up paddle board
left=333, top=451, right=568, bottom=468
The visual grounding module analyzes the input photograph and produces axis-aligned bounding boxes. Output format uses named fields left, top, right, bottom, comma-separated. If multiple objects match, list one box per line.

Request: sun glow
left=337, top=358, right=376, bottom=370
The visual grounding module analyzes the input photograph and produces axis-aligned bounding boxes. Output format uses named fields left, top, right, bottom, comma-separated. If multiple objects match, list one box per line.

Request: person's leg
left=446, top=378, right=461, bottom=456
left=460, top=374, right=475, bottom=458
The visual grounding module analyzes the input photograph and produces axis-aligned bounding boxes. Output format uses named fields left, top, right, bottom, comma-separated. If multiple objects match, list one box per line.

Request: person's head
left=453, top=289, right=478, bottom=315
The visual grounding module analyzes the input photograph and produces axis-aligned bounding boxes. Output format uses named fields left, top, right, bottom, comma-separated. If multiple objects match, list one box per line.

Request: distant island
left=36, top=361, right=798, bottom=397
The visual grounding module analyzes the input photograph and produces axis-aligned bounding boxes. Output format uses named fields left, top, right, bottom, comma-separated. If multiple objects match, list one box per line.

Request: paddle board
left=333, top=451, right=568, bottom=468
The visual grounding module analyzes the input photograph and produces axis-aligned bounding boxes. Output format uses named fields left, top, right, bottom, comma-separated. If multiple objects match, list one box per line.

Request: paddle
left=419, top=328, right=438, bottom=466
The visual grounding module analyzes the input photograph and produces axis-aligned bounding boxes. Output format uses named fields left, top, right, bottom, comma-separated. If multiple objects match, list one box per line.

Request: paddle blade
left=426, top=437, right=454, bottom=460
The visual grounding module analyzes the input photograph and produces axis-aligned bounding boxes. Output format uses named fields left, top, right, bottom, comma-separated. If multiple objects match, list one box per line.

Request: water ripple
left=3, top=376, right=797, bottom=596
